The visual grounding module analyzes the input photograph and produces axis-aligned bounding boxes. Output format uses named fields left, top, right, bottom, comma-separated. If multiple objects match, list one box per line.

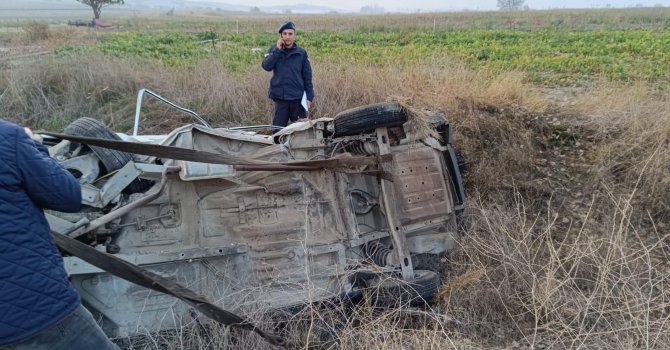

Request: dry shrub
left=466, top=70, right=547, bottom=115
left=413, top=63, right=547, bottom=116
left=442, top=187, right=670, bottom=349
left=568, top=82, right=670, bottom=221
left=43, top=27, right=100, bottom=51
left=112, top=269, right=469, bottom=349
left=336, top=308, right=470, bottom=350
left=113, top=294, right=471, bottom=349
left=436, top=79, right=670, bottom=348
left=438, top=268, right=486, bottom=307
left=312, top=62, right=410, bottom=117
left=1, top=54, right=272, bottom=133
left=170, top=59, right=271, bottom=127
left=22, top=21, right=50, bottom=42
left=3, top=53, right=157, bottom=131
left=454, top=111, right=538, bottom=196
left=312, top=59, right=547, bottom=120
left=2, top=25, right=100, bottom=58
left=2, top=52, right=548, bottom=138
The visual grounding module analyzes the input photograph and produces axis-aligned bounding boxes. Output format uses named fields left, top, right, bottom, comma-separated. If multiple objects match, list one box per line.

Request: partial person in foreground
left=261, top=20, right=314, bottom=132
left=0, top=119, right=119, bottom=350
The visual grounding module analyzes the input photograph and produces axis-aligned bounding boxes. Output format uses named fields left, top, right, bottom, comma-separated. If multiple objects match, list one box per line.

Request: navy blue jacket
left=0, top=119, right=82, bottom=345
left=262, top=43, right=314, bottom=102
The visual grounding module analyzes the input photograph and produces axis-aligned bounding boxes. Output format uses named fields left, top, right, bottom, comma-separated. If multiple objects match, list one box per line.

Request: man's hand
left=24, top=127, right=43, bottom=144
left=307, top=100, right=312, bottom=109
left=276, top=38, right=285, bottom=50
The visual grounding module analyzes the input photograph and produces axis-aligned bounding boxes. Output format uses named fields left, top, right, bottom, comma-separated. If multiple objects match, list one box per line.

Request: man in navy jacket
left=0, top=119, right=118, bottom=349
left=262, top=21, right=314, bottom=132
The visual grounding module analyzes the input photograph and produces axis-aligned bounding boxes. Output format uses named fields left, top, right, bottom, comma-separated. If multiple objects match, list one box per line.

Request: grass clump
left=441, top=185, right=670, bottom=348
left=22, top=21, right=50, bottom=41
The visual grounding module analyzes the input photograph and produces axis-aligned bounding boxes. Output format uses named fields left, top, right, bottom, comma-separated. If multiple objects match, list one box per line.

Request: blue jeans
left=2, top=305, right=119, bottom=350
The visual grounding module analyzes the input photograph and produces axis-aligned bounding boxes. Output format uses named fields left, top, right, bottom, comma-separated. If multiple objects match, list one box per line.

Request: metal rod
left=376, top=127, right=415, bottom=281
left=133, top=88, right=211, bottom=136
left=226, top=125, right=283, bottom=131
left=233, top=165, right=319, bottom=171
left=68, top=166, right=181, bottom=238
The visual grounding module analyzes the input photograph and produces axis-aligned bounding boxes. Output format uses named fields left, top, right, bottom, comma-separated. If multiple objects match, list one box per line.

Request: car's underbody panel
left=47, top=104, right=465, bottom=337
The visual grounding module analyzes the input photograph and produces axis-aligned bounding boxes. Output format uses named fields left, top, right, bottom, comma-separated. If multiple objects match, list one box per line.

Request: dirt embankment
left=437, top=85, right=670, bottom=349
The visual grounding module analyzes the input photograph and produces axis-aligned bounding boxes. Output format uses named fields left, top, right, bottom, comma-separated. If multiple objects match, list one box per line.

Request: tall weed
left=441, top=185, right=670, bottom=348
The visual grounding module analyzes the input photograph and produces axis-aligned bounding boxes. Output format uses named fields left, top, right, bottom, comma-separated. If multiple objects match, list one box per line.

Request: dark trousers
left=2, top=304, right=119, bottom=350
left=272, top=99, right=306, bottom=131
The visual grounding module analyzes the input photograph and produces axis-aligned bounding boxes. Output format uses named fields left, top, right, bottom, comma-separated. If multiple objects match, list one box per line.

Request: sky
left=213, top=0, right=670, bottom=12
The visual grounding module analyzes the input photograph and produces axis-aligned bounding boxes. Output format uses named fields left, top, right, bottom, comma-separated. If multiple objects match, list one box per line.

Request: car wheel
left=64, top=117, right=146, bottom=193
left=333, top=102, right=408, bottom=137
left=365, top=270, right=440, bottom=307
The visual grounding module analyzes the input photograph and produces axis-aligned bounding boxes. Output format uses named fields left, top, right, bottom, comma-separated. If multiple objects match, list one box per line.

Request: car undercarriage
left=45, top=100, right=465, bottom=337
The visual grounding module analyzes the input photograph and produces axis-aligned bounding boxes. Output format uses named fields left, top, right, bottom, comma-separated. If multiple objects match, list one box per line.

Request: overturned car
left=45, top=100, right=465, bottom=337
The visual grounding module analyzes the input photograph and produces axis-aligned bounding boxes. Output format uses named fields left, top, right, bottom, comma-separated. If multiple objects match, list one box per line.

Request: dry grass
left=115, top=305, right=473, bottom=350
left=441, top=185, right=670, bottom=349
left=433, top=78, right=670, bottom=349
left=0, top=24, right=98, bottom=55
left=22, top=21, right=50, bottom=41
left=113, top=273, right=476, bottom=350
left=1, top=53, right=546, bottom=134
left=567, top=82, right=670, bottom=222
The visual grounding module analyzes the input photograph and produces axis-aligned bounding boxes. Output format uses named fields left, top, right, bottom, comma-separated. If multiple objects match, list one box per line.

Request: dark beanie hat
left=278, top=21, right=295, bottom=33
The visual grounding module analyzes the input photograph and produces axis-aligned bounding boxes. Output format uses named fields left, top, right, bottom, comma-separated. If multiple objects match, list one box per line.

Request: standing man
left=262, top=21, right=314, bottom=132
left=0, top=119, right=118, bottom=350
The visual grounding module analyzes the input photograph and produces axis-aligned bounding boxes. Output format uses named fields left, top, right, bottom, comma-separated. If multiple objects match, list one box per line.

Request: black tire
left=64, top=117, right=145, bottom=193
left=333, top=102, right=408, bottom=137
left=366, top=270, right=440, bottom=307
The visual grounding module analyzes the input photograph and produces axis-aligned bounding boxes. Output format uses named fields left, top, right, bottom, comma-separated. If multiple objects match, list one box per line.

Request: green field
left=49, top=20, right=670, bottom=85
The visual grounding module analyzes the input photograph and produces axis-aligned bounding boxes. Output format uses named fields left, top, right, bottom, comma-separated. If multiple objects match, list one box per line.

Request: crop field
left=80, top=28, right=670, bottom=84
left=1, top=7, right=670, bottom=350
left=22, top=7, right=669, bottom=83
